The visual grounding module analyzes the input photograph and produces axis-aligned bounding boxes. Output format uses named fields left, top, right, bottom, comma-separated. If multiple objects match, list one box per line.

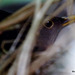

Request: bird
left=34, top=16, right=75, bottom=51
left=0, top=10, right=75, bottom=53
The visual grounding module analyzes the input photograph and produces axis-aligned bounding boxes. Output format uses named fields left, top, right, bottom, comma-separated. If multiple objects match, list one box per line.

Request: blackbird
left=0, top=10, right=75, bottom=52
left=0, top=10, right=75, bottom=74
left=35, top=16, right=75, bottom=51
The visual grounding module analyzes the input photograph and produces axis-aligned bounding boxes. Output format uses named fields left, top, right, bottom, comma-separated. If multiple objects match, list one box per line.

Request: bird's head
left=44, top=16, right=75, bottom=30
left=36, top=16, right=75, bottom=51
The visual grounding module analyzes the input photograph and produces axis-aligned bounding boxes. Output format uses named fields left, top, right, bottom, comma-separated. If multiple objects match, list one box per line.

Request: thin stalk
left=0, top=17, right=31, bottom=73
left=43, top=1, right=71, bottom=25
left=17, top=0, right=54, bottom=75
left=0, top=8, right=34, bottom=31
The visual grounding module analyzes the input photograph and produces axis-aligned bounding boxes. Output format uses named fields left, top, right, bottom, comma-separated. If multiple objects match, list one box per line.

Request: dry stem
left=43, top=0, right=71, bottom=25
left=16, top=0, right=54, bottom=75
left=66, top=0, right=74, bottom=16
left=0, top=17, right=31, bottom=74
left=0, top=8, right=34, bottom=31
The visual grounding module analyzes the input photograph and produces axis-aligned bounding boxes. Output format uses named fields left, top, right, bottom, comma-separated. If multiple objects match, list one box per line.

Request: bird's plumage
left=35, top=17, right=69, bottom=51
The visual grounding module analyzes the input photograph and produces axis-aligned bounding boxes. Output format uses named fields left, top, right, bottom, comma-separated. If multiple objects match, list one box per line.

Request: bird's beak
left=63, top=15, right=75, bottom=26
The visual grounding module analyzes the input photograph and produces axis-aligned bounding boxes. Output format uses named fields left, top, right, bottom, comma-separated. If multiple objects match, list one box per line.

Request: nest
left=0, top=0, right=75, bottom=75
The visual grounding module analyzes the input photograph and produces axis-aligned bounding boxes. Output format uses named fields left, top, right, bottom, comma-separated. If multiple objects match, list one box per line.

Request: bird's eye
left=44, top=20, right=54, bottom=29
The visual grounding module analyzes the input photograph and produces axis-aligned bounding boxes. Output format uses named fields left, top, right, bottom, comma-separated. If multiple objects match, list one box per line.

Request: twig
left=0, top=17, right=32, bottom=73
left=43, top=1, right=71, bottom=25
left=66, top=0, right=74, bottom=16
left=4, top=3, right=35, bottom=21
left=1, top=40, right=15, bottom=54
left=0, top=49, right=19, bottom=74
left=7, top=56, right=19, bottom=75
left=34, top=0, right=42, bottom=15
left=9, top=17, right=32, bottom=53
left=0, top=8, right=34, bottom=31
left=29, top=45, right=60, bottom=74
left=16, top=0, right=54, bottom=75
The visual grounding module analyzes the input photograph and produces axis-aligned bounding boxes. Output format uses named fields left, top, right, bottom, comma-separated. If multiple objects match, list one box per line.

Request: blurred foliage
left=1, top=0, right=33, bottom=3
left=0, top=0, right=45, bottom=6
left=0, top=0, right=33, bottom=6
